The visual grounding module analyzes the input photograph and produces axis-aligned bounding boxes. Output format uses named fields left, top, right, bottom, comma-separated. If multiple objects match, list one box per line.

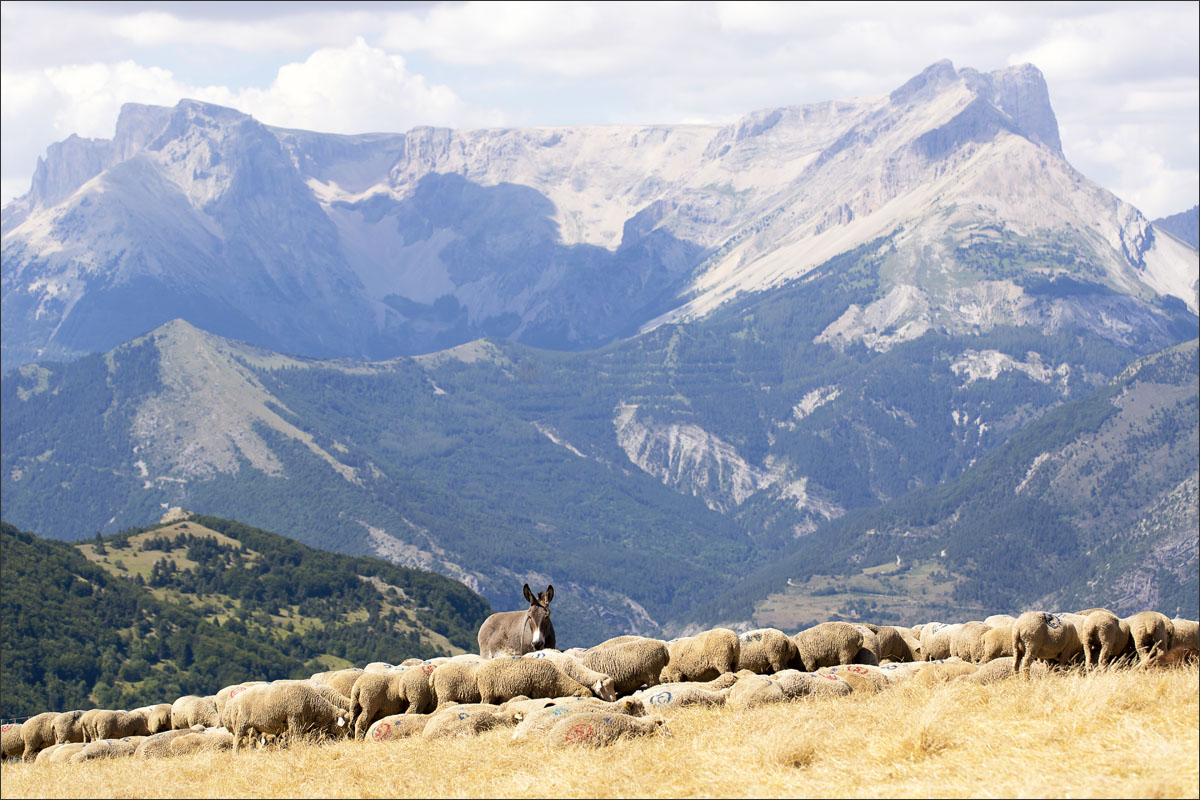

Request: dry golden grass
left=3, top=664, right=1196, bottom=799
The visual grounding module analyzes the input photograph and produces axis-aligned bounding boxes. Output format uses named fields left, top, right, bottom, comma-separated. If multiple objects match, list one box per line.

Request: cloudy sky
left=1, top=0, right=1197, bottom=218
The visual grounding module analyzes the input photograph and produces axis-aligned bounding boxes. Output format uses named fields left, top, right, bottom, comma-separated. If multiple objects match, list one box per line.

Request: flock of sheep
left=3, top=607, right=1196, bottom=764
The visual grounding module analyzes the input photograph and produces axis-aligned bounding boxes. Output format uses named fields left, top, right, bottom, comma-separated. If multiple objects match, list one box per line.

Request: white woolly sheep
left=36, top=742, right=85, bottom=765
left=950, top=622, right=991, bottom=663
left=1126, top=611, right=1174, bottom=664
left=311, top=668, right=363, bottom=699
left=362, top=662, right=394, bottom=674
left=214, top=682, right=265, bottom=717
left=228, top=682, right=351, bottom=754
left=979, top=622, right=1015, bottom=662
left=1081, top=610, right=1131, bottom=669
left=726, top=674, right=786, bottom=709
left=169, top=729, right=234, bottom=755
left=910, top=660, right=980, bottom=686
left=138, top=704, right=174, bottom=735
left=1012, top=612, right=1084, bottom=674
left=2, top=722, right=24, bottom=760
left=19, top=711, right=59, bottom=761
left=133, top=727, right=206, bottom=758
left=851, top=625, right=881, bottom=666
left=870, top=625, right=922, bottom=662
left=1170, top=618, right=1199, bottom=651
left=772, top=670, right=853, bottom=699
left=525, top=651, right=617, bottom=702
left=172, top=694, right=219, bottom=729
left=89, top=709, right=153, bottom=740
left=791, top=622, right=864, bottom=671
left=431, top=659, right=486, bottom=709
left=366, top=713, right=433, bottom=741
left=581, top=638, right=669, bottom=695
left=736, top=629, right=798, bottom=674
left=69, top=737, right=139, bottom=763
left=475, top=657, right=598, bottom=705
left=966, top=656, right=1053, bottom=685
left=631, top=684, right=730, bottom=710
left=816, top=664, right=894, bottom=692
left=511, top=697, right=646, bottom=741
left=546, top=712, right=668, bottom=748
left=983, top=614, right=1016, bottom=627
left=348, top=672, right=409, bottom=739
left=51, top=710, right=86, bottom=744
left=661, top=628, right=740, bottom=683
left=918, top=623, right=963, bottom=662
left=421, top=708, right=506, bottom=739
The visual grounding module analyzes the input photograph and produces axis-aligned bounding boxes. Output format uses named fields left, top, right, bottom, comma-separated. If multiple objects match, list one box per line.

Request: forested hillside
left=0, top=516, right=490, bottom=718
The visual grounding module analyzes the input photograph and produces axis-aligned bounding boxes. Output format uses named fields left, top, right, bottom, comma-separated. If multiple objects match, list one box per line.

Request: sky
left=1, top=0, right=1197, bottom=219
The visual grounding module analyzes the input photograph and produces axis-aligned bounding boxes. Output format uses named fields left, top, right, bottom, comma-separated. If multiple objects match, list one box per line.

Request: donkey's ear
left=544, top=585, right=554, bottom=603
left=523, top=583, right=535, bottom=603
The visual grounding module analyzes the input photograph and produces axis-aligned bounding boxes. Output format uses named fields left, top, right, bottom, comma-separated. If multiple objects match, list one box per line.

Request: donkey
left=477, top=584, right=555, bottom=658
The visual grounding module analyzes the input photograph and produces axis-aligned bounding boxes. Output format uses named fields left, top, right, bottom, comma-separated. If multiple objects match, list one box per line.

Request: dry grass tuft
left=2, top=664, right=1197, bottom=798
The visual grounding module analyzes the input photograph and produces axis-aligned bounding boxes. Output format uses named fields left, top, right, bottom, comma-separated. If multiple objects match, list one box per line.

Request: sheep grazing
left=133, top=727, right=206, bottom=758
left=511, top=698, right=646, bottom=741
left=983, top=614, right=1017, bottom=627
left=736, top=629, right=798, bottom=674
left=138, top=704, right=174, bottom=735
left=1126, top=611, right=1174, bottom=664
left=1171, top=618, right=1199, bottom=651
left=851, top=625, right=881, bottom=666
left=395, top=661, right=443, bottom=715
left=36, top=742, right=86, bottom=765
left=771, top=670, right=853, bottom=699
left=910, top=660, right=980, bottom=686
left=661, top=628, right=740, bottom=683
left=950, top=622, right=992, bottom=663
left=311, top=667, right=364, bottom=699
left=422, top=708, right=506, bottom=740
left=346, top=671, right=411, bottom=739
left=631, top=684, right=730, bottom=710
left=529, top=651, right=618, bottom=702
left=1140, top=645, right=1199, bottom=670
left=172, top=694, right=220, bottom=729
left=88, top=709, right=153, bottom=740
left=869, top=625, right=922, bottom=662
left=817, top=664, right=893, bottom=692
left=475, top=657, right=598, bottom=705
left=1081, top=610, right=1131, bottom=670
left=546, top=712, right=668, bottom=748
left=2, top=722, right=24, bottom=760
left=366, top=713, right=433, bottom=741
left=227, top=682, right=351, bottom=754
left=1012, top=612, right=1084, bottom=674
left=979, top=622, right=1015, bottom=663
left=966, top=657, right=1052, bottom=685
left=362, top=662, right=394, bottom=674
left=727, top=674, right=786, bottom=709
left=51, top=710, right=86, bottom=745
left=19, top=711, right=59, bottom=761
left=919, top=623, right=964, bottom=662
left=214, top=682, right=265, bottom=718
left=581, top=638, right=670, bottom=695
left=431, top=659, right=486, bottom=709
left=69, top=737, right=140, bottom=763
left=791, top=622, right=864, bottom=671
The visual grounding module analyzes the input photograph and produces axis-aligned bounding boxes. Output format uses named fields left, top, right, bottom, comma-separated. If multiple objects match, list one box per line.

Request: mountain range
left=2, top=60, right=1197, bottom=642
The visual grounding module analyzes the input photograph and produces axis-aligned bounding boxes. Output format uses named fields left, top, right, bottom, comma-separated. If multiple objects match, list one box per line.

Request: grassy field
left=3, top=663, right=1196, bottom=798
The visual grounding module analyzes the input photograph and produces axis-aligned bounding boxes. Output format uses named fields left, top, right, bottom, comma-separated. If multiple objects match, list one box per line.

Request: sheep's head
left=593, top=677, right=618, bottom=702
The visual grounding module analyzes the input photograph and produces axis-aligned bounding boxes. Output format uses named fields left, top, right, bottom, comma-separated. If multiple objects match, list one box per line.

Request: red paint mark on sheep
left=848, top=666, right=868, bottom=675
left=421, top=664, right=437, bottom=676
left=563, top=722, right=593, bottom=744
left=372, top=722, right=391, bottom=741
left=229, top=685, right=249, bottom=699
left=822, top=674, right=839, bottom=681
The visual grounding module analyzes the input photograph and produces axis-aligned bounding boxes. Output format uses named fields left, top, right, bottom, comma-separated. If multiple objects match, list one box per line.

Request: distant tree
left=93, top=531, right=107, bottom=555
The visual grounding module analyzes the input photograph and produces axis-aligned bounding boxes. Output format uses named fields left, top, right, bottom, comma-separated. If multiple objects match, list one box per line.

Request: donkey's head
left=522, top=583, right=554, bottom=650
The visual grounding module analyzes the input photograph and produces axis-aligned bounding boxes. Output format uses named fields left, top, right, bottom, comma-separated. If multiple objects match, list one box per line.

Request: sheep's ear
left=523, top=584, right=534, bottom=604
left=544, top=585, right=554, bottom=604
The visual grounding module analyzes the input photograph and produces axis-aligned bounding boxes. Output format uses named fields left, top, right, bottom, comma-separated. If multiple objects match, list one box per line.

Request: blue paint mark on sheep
left=457, top=712, right=469, bottom=720
left=649, top=691, right=672, bottom=706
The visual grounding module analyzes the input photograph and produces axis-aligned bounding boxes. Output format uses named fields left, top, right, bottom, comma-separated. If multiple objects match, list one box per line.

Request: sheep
left=631, top=684, right=730, bottom=710
left=214, top=682, right=265, bottom=717
left=69, top=737, right=140, bottom=763
left=966, top=657, right=1053, bottom=685
left=169, top=729, right=234, bottom=755
left=1140, top=645, right=1199, bottom=669
left=979, top=622, right=1015, bottom=662
left=581, top=638, right=670, bottom=695
left=89, top=709, right=153, bottom=740
left=736, top=629, right=799, bottom=674
left=2, top=722, right=24, bottom=760
left=400, top=657, right=425, bottom=667
left=1126, top=611, right=1175, bottom=664
left=950, top=622, right=991, bottom=663
left=871, top=625, right=922, bottom=662
left=546, top=712, right=668, bottom=748
left=660, top=628, right=740, bottom=683
left=511, top=697, right=646, bottom=741
left=172, top=695, right=219, bottom=729
left=817, top=664, right=893, bottom=692
left=366, top=713, right=433, bottom=741
left=851, top=625, right=881, bottom=666
left=983, top=614, right=1017, bottom=627
left=133, top=727, right=206, bottom=758
left=138, top=704, right=174, bottom=735
left=727, top=674, right=786, bottom=709
left=362, top=662, right=394, bottom=674
left=910, top=660, right=980, bottom=686
left=527, top=650, right=617, bottom=701
left=1171, top=618, right=1199, bottom=651
left=919, top=623, right=963, bottom=661
left=1081, top=610, right=1131, bottom=670
left=35, top=742, right=85, bottom=765
left=422, top=708, right=506, bottom=739
left=431, top=659, right=486, bottom=709
left=1012, top=612, right=1084, bottom=674
left=19, top=711, right=59, bottom=761
left=475, top=657, right=598, bottom=705
left=345, top=671, right=411, bottom=739
left=790, top=622, right=864, bottom=671
left=51, top=710, right=86, bottom=744
left=311, top=668, right=364, bottom=699
left=772, top=670, right=853, bottom=699
left=227, top=682, right=351, bottom=754
left=589, top=634, right=658, bottom=650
